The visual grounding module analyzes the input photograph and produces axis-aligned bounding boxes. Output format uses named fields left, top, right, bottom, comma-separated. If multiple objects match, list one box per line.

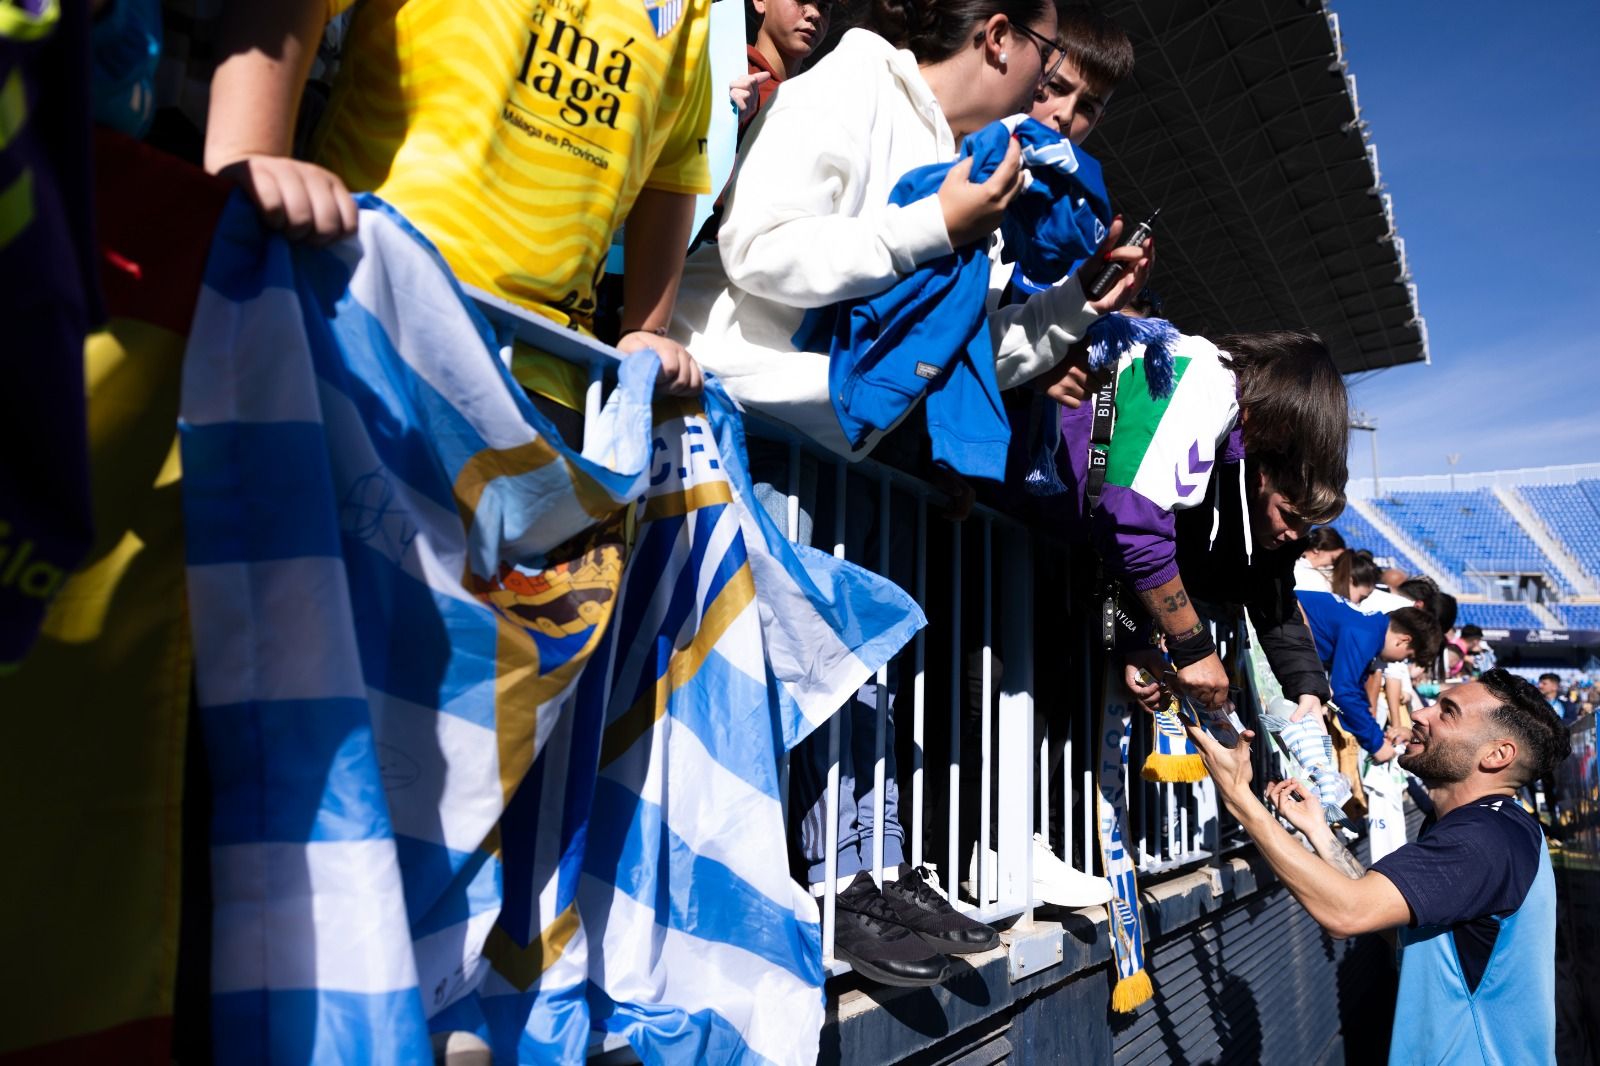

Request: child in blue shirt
left=1297, top=590, right=1441, bottom=761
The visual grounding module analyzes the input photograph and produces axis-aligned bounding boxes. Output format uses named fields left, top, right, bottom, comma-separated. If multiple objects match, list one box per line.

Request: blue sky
left=1332, top=0, right=1600, bottom=478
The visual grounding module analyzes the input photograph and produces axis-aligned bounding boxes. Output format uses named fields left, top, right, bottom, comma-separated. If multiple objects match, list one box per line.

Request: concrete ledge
left=1138, top=852, right=1277, bottom=940
left=823, top=848, right=1291, bottom=1064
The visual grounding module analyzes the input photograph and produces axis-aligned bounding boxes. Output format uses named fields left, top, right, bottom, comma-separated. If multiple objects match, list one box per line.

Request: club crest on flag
left=469, top=524, right=624, bottom=642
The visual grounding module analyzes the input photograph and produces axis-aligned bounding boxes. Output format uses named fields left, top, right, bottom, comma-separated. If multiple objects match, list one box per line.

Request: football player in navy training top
left=1185, top=668, right=1569, bottom=1065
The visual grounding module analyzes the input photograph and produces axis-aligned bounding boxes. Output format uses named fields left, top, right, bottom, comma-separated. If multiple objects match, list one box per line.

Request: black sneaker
left=882, top=863, right=1000, bottom=955
left=833, top=872, right=951, bottom=987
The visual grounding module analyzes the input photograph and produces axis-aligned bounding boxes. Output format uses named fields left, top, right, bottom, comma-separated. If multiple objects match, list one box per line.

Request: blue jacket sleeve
left=1329, top=630, right=1385, bottom=753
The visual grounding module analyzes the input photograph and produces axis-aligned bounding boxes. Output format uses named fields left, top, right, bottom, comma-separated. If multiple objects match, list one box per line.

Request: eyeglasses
left=1008, top=22, right=1068, bottom=85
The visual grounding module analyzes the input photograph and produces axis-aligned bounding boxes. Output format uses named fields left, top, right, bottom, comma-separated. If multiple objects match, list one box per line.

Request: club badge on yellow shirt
left=644, top=0, right=685, bottom=37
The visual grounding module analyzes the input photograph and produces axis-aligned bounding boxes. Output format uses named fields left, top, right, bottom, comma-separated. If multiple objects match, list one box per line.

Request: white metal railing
left=758, top=438, right=1041, bottom=962
left=673, top=419, right=1243, bottom=963
left=469, top=289, right=1237, bottom=982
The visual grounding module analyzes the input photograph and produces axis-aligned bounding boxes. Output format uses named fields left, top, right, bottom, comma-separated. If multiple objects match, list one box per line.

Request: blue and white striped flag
left=180, top=194, right=923, bottom=1064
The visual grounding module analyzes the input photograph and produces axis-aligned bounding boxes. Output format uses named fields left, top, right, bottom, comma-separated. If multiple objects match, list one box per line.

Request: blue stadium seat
left=1454, top=601, right=1544, bottom=629
left=1325, top=509, right=1423, bottom=575
left=1552, top=603, right=1600, bottom=630
left=1519, top=482, right=1600, bottom=586
left=1370, top=490, right=1575, bottom=595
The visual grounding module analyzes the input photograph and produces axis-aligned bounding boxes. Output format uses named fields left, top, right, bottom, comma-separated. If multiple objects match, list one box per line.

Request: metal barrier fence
left=470, top=290, right=1250, bottom=978
left=750, top=431, right=1253, bottom=968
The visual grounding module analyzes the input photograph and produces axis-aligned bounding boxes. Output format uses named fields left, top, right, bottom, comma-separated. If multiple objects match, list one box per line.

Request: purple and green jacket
left=1055, top=333, right=1240, bottom=592
left=1049, top=334, right=1331, bottom=703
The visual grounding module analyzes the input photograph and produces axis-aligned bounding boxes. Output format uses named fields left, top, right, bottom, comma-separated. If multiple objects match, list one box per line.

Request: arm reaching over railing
left=619, top=188, right=704, bottom=397
left=1184, top=724, right=1411, bottom=940
left=1133, top=576, right=1230, bottom=710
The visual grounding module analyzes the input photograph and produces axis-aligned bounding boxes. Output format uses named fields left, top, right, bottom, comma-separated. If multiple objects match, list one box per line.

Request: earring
left=1000, top=50, right=1008, bottom=63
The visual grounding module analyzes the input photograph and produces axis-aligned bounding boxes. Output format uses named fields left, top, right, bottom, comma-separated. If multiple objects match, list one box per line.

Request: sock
left=811, top=872, right=863, bottom=898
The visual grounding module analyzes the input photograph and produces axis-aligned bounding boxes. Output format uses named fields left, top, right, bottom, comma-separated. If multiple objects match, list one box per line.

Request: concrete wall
left=823, top=836, right=1400, bottom=1065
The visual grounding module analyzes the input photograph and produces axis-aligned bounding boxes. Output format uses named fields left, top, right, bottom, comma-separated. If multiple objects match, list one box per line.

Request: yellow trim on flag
left=490, top=521, right=629, bottom=802
left=563, top=456, right=630, bottom=523
left=598, top=563, right=755, bottom=768
left=452, top=438, right=564, bottom=530
left=639, top=480, right=733, bottom=523
left=482, top=901, right=581, bottom=992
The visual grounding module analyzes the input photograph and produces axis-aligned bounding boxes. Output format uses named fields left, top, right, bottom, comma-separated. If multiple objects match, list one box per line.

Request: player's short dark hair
left=1461, top=624, right=1484, bottom=639
left=1479, top=668, right=1572, bottom=783
left=1539, top=672, right=1561, bottom=685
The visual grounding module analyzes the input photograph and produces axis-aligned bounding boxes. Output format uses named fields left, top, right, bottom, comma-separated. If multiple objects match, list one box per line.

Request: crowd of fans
left=5, top=0, right=1584, bottom=1061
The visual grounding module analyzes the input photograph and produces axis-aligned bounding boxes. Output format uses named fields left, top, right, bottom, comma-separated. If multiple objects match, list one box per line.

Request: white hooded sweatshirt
left=671, top=28, right=1102, bottom=459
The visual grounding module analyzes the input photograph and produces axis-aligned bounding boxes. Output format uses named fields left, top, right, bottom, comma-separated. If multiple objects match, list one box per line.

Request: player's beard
left=1397, top=731, right=1477, bottom=785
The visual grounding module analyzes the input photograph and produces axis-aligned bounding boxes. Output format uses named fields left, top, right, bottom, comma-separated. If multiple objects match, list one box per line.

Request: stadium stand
left=1327, top=508, right=1424, bottom=576
left=1517, top=482, right=1600, bottom=584
left=1372, top=490, right=1575, bottom=595
left=1454, top=601, right=1545, bottom=629
left=1552, top=604, right=1600, bottom=630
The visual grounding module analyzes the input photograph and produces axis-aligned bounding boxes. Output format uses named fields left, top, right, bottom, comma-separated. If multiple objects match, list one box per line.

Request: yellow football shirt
left=313, top=0, right=712, bottom=337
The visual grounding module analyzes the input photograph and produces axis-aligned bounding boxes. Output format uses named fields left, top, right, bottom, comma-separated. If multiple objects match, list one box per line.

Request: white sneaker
left=961, top=837, right=1113, bottom=909
left=1030, top=833, right=1113, bottom=908
left=962, top=847, right=998, bottom=903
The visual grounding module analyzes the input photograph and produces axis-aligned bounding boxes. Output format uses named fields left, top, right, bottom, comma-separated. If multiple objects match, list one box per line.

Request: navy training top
left=1372, top=795, right=1554, bottom=1064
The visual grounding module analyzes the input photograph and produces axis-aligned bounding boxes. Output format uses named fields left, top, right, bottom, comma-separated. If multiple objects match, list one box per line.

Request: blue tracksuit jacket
left=1298, top=590, right=1391, bottom=753
left=794, top=118, right=1110, bottom=480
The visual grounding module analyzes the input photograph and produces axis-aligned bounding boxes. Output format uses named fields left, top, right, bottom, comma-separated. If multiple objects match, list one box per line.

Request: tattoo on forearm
left=1159, top=590, right=1190, bottom=614
left=1318, top=837, right=1365, bottom=880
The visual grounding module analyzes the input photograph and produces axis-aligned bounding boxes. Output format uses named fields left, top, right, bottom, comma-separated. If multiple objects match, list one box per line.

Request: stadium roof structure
left=1093, top=0, right=1429, bottom=374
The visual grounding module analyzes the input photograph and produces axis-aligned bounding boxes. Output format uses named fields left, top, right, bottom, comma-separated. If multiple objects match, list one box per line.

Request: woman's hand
left=215, top=154, right=358, bottom=244
left=618, top=332, right=704, bottom=396
left=1081, top=217, right=1154, bottom=315
left=938, top=136, right=1024, bottom=249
